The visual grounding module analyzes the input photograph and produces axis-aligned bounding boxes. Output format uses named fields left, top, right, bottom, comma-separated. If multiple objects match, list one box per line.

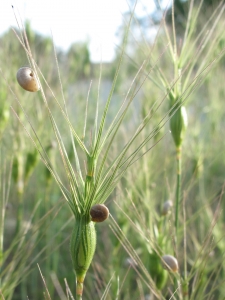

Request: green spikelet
left=12, top=156, right=19, bottom=183
left=24, top=150, right=38, bottom=181
left=148, top=251, right=168, bottom=289
left=170, top=104, right=188, bottom=148
left=70, top=216, right=96, bottom=296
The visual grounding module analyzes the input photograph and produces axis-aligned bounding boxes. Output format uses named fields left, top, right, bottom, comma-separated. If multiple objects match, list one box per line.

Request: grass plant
left=0, top=0, right=225, bottom=299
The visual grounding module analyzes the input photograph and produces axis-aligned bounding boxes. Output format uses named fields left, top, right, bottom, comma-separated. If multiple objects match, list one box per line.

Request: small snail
left=16, top=67, right=40, bottom=92
left=90, top=204, right=109, bottom=222
left=161, top=200, right=173, bottom=216
left=161, top=255, right=178, bottom=272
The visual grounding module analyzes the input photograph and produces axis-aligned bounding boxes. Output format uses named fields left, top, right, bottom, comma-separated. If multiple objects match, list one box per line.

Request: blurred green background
left=1, top=1, right=225, bottom=299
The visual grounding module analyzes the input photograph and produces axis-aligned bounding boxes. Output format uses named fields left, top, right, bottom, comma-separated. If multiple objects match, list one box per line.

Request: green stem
left=182, top=280, right=189, bottom=300
left=76, top=279, right=83, bottom=300
left=174, top=146, right=182, bottom=299
left=0, top=201, right=4, bottom=289
left=175, top=146, right=182, bottom=236
left=15, top=187, right=24, bottom=235
left=45, top=182, right=54, bottom=296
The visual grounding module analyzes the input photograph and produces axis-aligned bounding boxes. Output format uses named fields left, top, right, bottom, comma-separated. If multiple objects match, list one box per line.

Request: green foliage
left=67, top=42, right=91, bottom=80
left=24, top=149, right=38, bottom=181
left=148, top=251, right=168, bottom=289
left=12, top=156, right=19, bottom=183
left=0, top=1, right=225, bottom=300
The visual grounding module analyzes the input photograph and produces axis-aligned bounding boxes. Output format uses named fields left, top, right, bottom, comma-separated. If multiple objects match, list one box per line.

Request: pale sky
left=0, top=0, right=166, bottom=62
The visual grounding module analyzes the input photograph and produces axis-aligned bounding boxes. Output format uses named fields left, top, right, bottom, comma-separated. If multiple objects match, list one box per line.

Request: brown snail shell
left=161, top=255, right=178, bottom=272
left=90, top=204, right=109, bottom=222
left=16, top=67, right=40, bottom=92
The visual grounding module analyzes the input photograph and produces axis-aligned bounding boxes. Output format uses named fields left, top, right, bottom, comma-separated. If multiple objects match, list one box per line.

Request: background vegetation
left=0, top=0, right=225, bottom=299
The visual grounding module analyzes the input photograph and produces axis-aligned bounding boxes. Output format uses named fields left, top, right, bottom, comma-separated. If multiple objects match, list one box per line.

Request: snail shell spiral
left=17, top=67, right=40, bottom=92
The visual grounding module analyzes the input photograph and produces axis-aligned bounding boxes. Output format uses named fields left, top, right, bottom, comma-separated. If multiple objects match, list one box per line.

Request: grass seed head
left=70, top=218, right=96, bottom=292
left=148, top=251, right=168, bottom=289
left=170, top=105, right=188, bottom=148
